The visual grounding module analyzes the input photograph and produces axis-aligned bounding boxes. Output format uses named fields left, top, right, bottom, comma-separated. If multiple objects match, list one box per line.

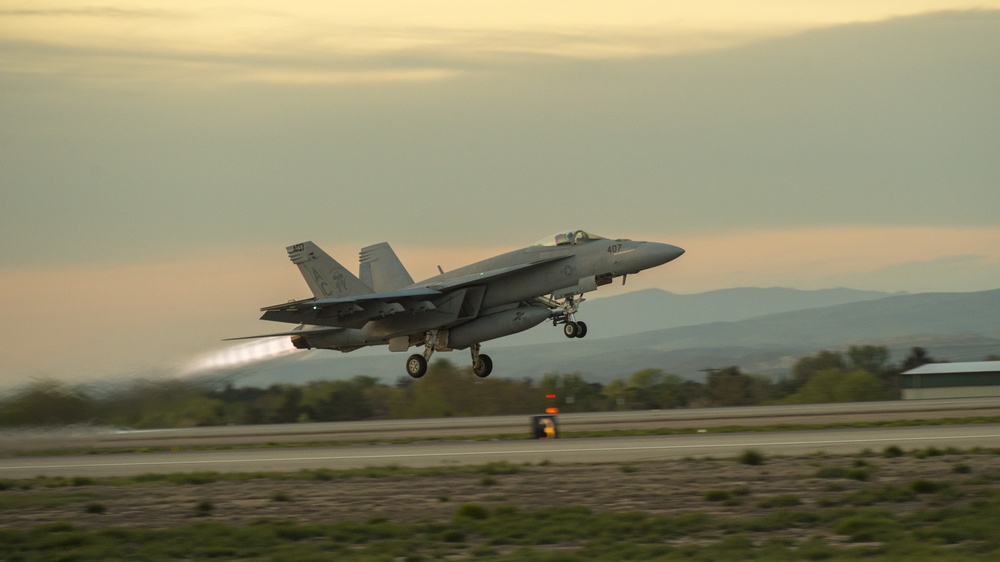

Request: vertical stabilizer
left=359, top=242, right=415, bottom=292
left=287, top=242, right=372, bottom=299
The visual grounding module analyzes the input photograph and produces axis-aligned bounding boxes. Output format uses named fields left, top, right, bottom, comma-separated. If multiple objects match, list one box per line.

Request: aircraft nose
left=637, top=242, right=685, bottom=268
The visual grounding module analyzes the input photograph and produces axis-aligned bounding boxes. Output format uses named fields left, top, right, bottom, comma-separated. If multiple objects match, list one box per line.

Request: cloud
left=0, top=8, right=182, bottom=19
left=5, top=3, right=992, bottom=87
left=5, top=10, right=997, bottom=268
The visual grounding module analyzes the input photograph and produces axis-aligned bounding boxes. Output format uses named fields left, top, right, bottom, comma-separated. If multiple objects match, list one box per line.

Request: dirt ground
left=3, top=451, right=995, bottom=530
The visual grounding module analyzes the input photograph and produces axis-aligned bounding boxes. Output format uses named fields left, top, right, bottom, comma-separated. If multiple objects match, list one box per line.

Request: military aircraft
left=232, top=230, right=684, bottom=378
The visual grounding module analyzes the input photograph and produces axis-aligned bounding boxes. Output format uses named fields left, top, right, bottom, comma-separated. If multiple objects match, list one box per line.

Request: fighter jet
left=233, top=230, right=684, bottom=378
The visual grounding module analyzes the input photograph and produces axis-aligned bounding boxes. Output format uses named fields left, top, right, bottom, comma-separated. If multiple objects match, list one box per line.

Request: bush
left=815, top=466, right=848, bottom=479
left=84, top=503, right=106, bottom=514
left=704, top=490, right=731, bottom=502
left=476, top=462, right=520, bottom=475
left=739, top=449, right=766, bottom=466
left=911, top=479, right=949, bottom=494
left=757, top=494, right=801, bottom=508
left=815, top=465, right=873, bottom=481
left=837, top=485, right=917, bottom=506
left=454, top=503, right=489, bottom=520
left=882, top=445, right=905, bottom=458
left=194, top=500, right=214, bottom=517
left=846, top=468, right=872, bottom=481
left=833, top=512, right=901, bottom=542
left=914, top=447, right=944, bottom=459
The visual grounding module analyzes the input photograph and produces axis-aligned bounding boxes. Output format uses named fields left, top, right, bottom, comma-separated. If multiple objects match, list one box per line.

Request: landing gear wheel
left=575, top=321, right=588, bottom=338
left=563, top=321, right=579, bottom=338
left=472, top=354, right=493, bottom=378
left=405, top=354, right=428, bottom=378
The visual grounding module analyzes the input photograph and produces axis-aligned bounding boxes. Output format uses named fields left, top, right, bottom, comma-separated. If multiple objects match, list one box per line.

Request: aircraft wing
left=259, top=257, right=567, bottom=327
left=259, top=286, right=444, bottom=327
left=296, top=286, right=443, bottom=309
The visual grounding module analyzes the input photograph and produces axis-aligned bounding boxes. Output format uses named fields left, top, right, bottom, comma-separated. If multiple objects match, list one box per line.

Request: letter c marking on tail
left=311, top=268, right=333, bottom=296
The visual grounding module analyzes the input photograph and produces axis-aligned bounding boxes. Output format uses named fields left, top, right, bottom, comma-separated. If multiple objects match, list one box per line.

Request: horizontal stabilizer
left=223, top=326, right=342, bottom=341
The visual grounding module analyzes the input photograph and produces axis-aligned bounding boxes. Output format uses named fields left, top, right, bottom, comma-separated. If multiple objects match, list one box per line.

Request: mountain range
left=224, top=287, right=1000, bottom=387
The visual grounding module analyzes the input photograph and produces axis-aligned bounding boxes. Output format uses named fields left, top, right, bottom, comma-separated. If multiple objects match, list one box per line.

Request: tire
left=563, top=322, right=578, bottom=338
left=473, top=354, right=493, bottom=378
left=405, top=354, right=427, bottom=378
left=575, top=321, right=588, bottom=338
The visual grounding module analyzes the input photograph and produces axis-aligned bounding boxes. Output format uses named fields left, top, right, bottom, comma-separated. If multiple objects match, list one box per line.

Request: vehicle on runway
left=231, top=230, right=683, bottom=378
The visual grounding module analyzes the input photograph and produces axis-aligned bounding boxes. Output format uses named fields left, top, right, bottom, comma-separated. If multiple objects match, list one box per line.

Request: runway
left=3, top=424, right=999, bottom=479
left=4, top=396, right=999, bottom=454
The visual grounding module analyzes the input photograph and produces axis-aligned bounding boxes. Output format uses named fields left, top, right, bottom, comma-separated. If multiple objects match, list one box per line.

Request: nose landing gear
left=539, top=294, right=589, bottom=339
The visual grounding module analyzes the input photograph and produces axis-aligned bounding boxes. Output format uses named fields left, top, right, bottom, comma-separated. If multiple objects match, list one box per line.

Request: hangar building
left=900, top=361, right=1000, bottom=400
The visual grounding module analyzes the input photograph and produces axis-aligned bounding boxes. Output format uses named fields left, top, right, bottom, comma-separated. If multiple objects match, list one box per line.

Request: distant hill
left=222, top=287, right=1000, bottom=388
left=489, top=287, right=892, bottom=345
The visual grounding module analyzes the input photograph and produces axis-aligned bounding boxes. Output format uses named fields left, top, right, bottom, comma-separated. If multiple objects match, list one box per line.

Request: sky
left=1, top=1, right=999, bottom=385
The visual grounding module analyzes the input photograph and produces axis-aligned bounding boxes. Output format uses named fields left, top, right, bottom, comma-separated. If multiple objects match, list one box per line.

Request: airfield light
left=543, top=392, right=559, bottom=414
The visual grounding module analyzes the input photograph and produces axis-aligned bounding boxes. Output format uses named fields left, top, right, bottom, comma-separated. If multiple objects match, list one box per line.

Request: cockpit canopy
left=533, top=230, right=605, bottom=247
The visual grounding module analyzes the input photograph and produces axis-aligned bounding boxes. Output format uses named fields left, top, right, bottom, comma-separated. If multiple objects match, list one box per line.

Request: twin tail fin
left=286, top=241, right=372, bottom=299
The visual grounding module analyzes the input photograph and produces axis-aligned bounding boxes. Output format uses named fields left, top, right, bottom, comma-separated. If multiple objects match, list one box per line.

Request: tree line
left=0, top=346, right=956, bottom=429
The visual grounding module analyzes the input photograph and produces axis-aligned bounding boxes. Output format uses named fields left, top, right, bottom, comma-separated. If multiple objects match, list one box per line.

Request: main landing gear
left=562, top=320, right=588, bottom=339
left=541, top=294, right=588, bottom=339
left=470, top=343, right=493, bottom=378
left=404, top=332, right=493, bottom=379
